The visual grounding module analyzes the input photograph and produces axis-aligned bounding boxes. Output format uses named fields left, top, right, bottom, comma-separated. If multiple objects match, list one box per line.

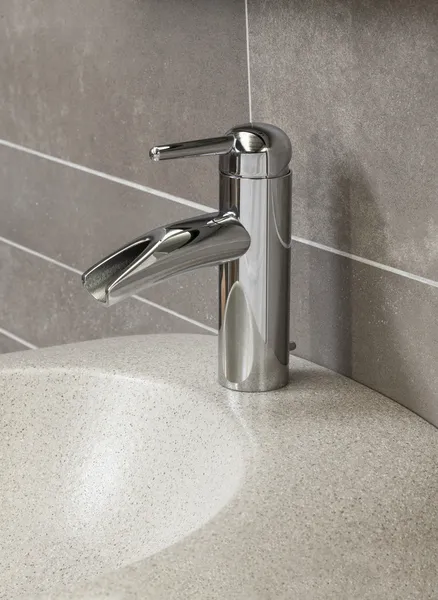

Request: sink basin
left=0, top=364, right=246, bottom=597
left=1, top=334, right=437, bottom=600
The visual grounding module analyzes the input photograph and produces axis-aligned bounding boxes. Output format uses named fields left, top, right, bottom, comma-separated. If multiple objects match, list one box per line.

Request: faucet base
left=219, top=347, right=289, bottom=391
left=218, top=284, right=290, bottom=392
left=218, top=369, right=289, bottom=393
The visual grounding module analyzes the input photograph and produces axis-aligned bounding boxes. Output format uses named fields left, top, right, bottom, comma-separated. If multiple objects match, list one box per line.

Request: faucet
left=82, top=123, right=292, bottom=392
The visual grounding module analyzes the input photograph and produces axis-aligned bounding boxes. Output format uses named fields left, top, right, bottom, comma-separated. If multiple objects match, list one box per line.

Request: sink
left=0, top=363, right=246, bottom=598
left=1, top=334, right=437, bottom=600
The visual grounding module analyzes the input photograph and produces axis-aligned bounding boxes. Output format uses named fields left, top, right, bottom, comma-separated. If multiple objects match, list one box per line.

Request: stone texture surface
left=1, top=334, right=437, bottom=599
left=0, top=0, right=248, bottom=206
left=248, top=0, right=438, bottom=280
left=290, top=240, right=438, bottom=426
left=0, top=340, right=244, bottom=598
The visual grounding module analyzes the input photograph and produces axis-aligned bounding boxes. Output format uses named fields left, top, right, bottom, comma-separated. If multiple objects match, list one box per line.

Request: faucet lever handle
left=149, top=135, right=234, bottom=162
left=150, top=123, right=291, bottom=177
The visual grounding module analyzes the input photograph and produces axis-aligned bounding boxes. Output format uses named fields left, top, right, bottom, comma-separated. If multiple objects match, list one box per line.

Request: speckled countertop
left=1, top=334, right=438, bottom=599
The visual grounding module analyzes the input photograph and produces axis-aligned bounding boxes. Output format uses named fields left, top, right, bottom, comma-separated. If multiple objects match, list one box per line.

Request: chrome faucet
left=82, top=123, right=292, bottom=392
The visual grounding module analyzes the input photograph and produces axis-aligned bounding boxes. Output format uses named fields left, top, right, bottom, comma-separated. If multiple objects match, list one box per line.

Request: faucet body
left=82, top=123, right=292, bottom=392
left=218, top=165, right=291, bottom=391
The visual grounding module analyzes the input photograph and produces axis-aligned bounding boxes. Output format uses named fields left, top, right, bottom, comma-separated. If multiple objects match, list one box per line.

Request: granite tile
left=0, top=333, right=29, bottom=354
left=291, top=240, right=438, bottom=425
left=0, top=146, right=217, bottom=328
left=0, top=0, right=248, bottom=207
left=249, top=0, right=438, bottom=280
left=0, top=243, right=206, bottom=348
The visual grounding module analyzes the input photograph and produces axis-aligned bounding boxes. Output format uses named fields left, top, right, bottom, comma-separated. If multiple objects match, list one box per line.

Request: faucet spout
left=82, top=211, right=250, bottom=306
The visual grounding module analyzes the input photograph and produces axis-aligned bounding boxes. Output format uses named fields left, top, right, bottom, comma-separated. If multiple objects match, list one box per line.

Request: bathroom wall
left=247, top=0, right=438, bottom=424
left=1, top=0, right=437, bottom=425
left=0, top=0, right=247, bottom=349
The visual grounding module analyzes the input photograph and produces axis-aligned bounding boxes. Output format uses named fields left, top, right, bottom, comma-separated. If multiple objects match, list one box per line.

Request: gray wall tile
left=0, top=146, right=217, bottom=328
left=0, top=334, right=29, bottom=354
left=0, top=243, right=207, bottom=348
left=249, top=0, right=438, bottom=426
left=0, top=0, right=248, bottom=207
left=291, top=241, right=438, bottom=426
left=248, top=0, right=438, bottom=279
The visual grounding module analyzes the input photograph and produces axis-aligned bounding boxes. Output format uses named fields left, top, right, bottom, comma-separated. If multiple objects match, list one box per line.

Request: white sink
left=0, top=364, right=245, bottom=597
left=1, top=334, right=437, bottom=600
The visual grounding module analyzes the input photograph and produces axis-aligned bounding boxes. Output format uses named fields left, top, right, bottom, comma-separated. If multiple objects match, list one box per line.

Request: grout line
left=0, top=234, right=217, bottom=334
left=292, top=235, right=438, bottom=289
left=0, top=327, right=38, bottom=350
left=0, top=138, right=213, bottom=214
left=1, top=139, right=437, bottom=290
left=133, top=295, right=217, bottom=334
left=244, top=0, right=253, bottom=122
left=0, top=235, right=81, bottom=274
